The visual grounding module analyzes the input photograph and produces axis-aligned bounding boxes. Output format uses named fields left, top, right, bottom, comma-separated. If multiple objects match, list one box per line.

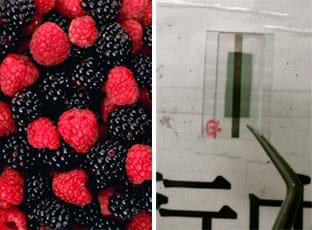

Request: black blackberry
left=2, top=0, right=35, bottom=28
left=72, top=202, right=102, bottom=226
left=44, top=11, right=70, bottom=32
left=1, top=135, right=40, bottom=172
left=37, top=142, right=80, bottom=170
left=64, top=90, right=92, bottom=109
left=24, top=173, right=52, bottom=210
left=11, top=88, right=42, bottom=130
left=71, top=57, right=107, bottom=92
left=132, top=54, right=152, bottom=98
left=26, top=216, right=41, bottom=230
left=87, top=140, right=127, bottom=191
left=0, top=24, right=20, bottom=61
left=143, top=25, right=152, bottom=49
left=81, top=0, right=121, bottom=25
left=39, top=71, right=71, bottom=104
left=69, top=45, right=93, bottom=61
left=107, top=104, right=152, bottom=143
left=95, top=22, right=132, bottom=63
left=33, top=198, right=73, bottom=230
left=90, top=218, right=123, bottom=230
left=109, top=192, right=141, bottom=220
left=139, top=181, right=152, bottom=212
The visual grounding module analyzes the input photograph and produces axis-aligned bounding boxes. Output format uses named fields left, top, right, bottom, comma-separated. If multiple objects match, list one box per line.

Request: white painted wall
left=156, top=0, right=312, bottom=229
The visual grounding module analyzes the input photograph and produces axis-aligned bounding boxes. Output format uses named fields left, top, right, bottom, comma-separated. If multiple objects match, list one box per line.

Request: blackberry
left=37, top=142, right=80, bottom=170
left=87, top=140, right=127, bottom=191
left=2, top=0, right=35, bottom=28
left=139, top=181, right=152, bottom=212
left=132, top=54, right=152, bottom=98
left=72, top=202, right=102, bottom=226
left=39, top=71, right=71, bottom=104
left=11, top=88, right=42, bottom=130
left=71, top=57, right=106, bottom=92
left=107, top=104, right=152, bottom=143
left=33, top=198, right=73, bottom=230
left=64, top=90, right=92, bottom=109
left=24, top=173, right=52, bottom=210
left=95, top=22, right=132, bottom=63
left=26, top=216, right=41, bottom=230
left=44, top=11, right=70, bottom=32
left=69, top=45, right=93, bottom=61
left=109, top=192, right=141, bottom=220
left=0, top=24, right=20, bottom=61
left=90, top=218, right=123, bottom=230
left=1, top=135, right=39, bottom=172
left=143, top=25, right=152, bottom=49
left=81, top=0, right=121, bottom=25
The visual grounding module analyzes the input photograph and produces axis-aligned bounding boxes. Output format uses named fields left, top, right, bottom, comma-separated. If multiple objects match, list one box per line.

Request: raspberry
left=0, top=207, right=27, bottom=230
left=126, top=144, right=152, bottom=184
left=98, top=187, right=115, bottom=216
left=104, top=66, right=139, bottom=106
left=69, top=16, right=98, bottom=48
left=0, top=102, right=16, bottom=137
left=0, top=54, right=39, bottom=97
left=0, top=166, right=24, bottom=208
left=35, top=0, right=56, bottom=15
left=127, top=210, right=152, bottom=230
left=100, top=97, right=117, bottom=122
left=143, top=2, right=152, bottom=27
left=30, top=22, right=71, bottom=66
left=55, top=0, right=86, bottom=18
left=121, top=20, right=143, bottom=55
left=119, top=0, right=149, bottom=23
left=27, top=117, right=60, bottom=150
left=52, top=169, right=92, bottom=206
left=58, top=109, right=99, bottom=153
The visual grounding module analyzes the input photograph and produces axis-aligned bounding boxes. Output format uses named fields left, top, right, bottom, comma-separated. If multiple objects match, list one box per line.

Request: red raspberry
left=139, top=89, right=152, bottom=110
left=98, top=187, right=115, bottom=216
left=58, top=109, right=99, bottom=153
left=121, top=20, right=143, bottom=55
left=0, top=54, right=39, bottom=97
left=0, top=166, right=24, bottom=209
left=127, top=210, right=152, bottom=230
left=0, top=102, right=16, bottom=137
left=30, top=22, right=71, bottom=66
left=35, top=0, right=56, bottom=15
left=0, top=207, right=27, bottom=230
left=119, top=0, right=149, bottom=23
left=55, top=0, right=86, bottom=18
left=52, top=169, right=92, bottom=206
left=143, top=2, right=152, bottom=27
left=100, top=97, right=117, bottom=122
left=103, top=66, right=139, bottom=106
left=69, top=16, right=98, bottom=48
left=125, top=144, right=152, bottom=184
left=27, top=117, right=60, bottom=150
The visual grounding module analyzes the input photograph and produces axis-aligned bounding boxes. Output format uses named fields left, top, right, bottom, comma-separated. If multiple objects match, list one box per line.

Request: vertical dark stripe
left=202, top=218, right=212, bottom=230
left=232, top=34, right=243, bottom=138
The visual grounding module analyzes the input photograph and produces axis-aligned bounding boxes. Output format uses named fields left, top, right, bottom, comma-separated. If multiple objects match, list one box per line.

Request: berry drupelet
left=143, top=25, right=152, bottom=49
left=0, top=24, right=20, bottom=61
left=132, top=54, right=152, bottom=98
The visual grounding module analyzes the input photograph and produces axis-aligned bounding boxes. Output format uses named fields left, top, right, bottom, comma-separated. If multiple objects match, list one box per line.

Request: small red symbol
left=205, top=120, right=222, bottom=139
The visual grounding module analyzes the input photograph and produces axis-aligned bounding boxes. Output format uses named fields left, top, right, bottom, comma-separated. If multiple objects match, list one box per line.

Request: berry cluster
left=0, top=0, right=152, bottom=229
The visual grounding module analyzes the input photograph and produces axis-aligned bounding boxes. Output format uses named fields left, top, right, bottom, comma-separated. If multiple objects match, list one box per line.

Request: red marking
left=205, top=120, right=222, bottom=139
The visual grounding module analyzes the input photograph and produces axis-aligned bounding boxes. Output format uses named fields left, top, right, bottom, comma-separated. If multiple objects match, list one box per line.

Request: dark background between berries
left=0, top=0, right=152, bottom=229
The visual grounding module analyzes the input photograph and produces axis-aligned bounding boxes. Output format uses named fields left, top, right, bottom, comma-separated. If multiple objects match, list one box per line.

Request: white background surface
left=156, top=0, right=312, bottom=229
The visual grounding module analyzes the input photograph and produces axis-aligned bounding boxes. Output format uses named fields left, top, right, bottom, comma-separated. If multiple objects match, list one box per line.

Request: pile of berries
left=0, top=0, right=152, bottom=229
